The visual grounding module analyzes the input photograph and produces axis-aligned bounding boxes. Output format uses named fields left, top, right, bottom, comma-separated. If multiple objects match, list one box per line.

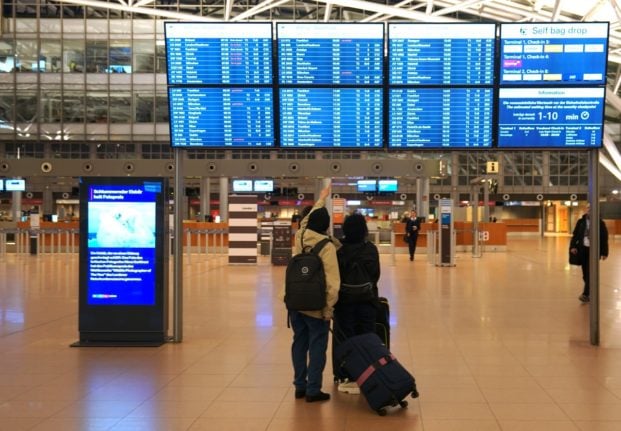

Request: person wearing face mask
left=569, top=204, right=609, bottom=303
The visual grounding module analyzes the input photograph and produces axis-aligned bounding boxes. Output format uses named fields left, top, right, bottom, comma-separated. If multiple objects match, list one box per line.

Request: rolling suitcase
left=333, top=332, right=419, bottom=416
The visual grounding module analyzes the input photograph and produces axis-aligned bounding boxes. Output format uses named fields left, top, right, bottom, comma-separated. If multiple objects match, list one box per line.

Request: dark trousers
left=289, top=311, right=329, bottom=396
left=408, top=234, right=419, bottom=259
left=581, top=246, right=590, bottom=297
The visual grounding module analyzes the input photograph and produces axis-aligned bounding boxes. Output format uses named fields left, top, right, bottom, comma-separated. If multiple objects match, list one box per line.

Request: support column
left=11, top=191, right=22, bottom=222
left=42, top=189, right=54, bottom=215
left=201, top=177, right=211, bottom=221
left=219, top=177, right=229, bottom=222
left=483, top=182, right=490, bottom=222
left=415, top=178, right=422, bottom=214
left=589, top=149, right=600, bottom=346
left=421, top=178, right=430, bottom=220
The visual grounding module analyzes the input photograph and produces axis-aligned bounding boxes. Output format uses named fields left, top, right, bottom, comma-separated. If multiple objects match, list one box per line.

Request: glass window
left=63, top=91, right=85, bottom=123
left=155, top=94, right=168, bottom=122
left=41, top=40, right=62, bottom=72
left=156, top=43, right=166, bottom=73
left=0, top=39, right=16, bottom=73
left=85, top=40, right=107, bottom=73
left=109, top=92, right=131, bottom=123
left=0, top=92, right=14, bottom=124
left=64, top=40, right=84, bottom=72
left=16, top=93, right=38, bottom=123
left=135, top=93, right=153, bottom=123
left=41, top=91, right=62, bottom=122
left=15, top=39, right=38, bottom=72
left=51, top=143, right=90, bottom=159
left=86, top=91, right=108, bottom=123
left=134, top=40, right=154, bottom=73
left=109, top=43, right=131, bottom=73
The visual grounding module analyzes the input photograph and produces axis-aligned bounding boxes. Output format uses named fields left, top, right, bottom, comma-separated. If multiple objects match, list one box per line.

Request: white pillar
left=201, top=177, right=211, bottom=221
left=219, top=177, right=229, bottom=222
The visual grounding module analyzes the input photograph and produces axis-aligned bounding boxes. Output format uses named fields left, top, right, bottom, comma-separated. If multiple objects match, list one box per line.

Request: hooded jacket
left=286, top=197, right=341, bottom=320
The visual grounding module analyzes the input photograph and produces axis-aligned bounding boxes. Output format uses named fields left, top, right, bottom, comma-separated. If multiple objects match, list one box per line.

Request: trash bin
left=260, top=240, right=271, bottom=256
left=29, top=236, right=37, bottom=255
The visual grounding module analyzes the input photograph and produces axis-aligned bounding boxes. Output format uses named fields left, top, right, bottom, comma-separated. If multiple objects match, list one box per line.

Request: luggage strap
left=356, top=354, right=396, bottom=387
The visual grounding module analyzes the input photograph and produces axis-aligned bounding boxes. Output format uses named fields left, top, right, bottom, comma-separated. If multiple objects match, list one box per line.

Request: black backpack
left=337, top=243, right=376, bottom=304
left=284, top=237, right=331, bottom=311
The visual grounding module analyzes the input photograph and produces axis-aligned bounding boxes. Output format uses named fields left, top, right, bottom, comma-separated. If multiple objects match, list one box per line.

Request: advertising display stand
left=437, top=199, right=455, bottom=267
left=72, top=177, right=169, bottom=347
left=271, top=222, right=292, bottom=266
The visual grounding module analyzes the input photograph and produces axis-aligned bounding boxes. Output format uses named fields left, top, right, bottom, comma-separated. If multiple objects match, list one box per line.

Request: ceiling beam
left=55, top=0, right=218, bottom=21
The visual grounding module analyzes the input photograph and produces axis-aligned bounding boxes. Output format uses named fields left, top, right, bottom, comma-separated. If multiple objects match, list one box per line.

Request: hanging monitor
left=4, top=178, right=25, bottom=191
left=253, top=179, right=274, bottom=192
left=388, top=23, right=496, bottom=85
left=497, top=87, right=605, bottom=148
left=165, top=22, right=273, bottom=85
left=388, top=88, right=493, bottom=148
left=279, top=87, right=383, bottom=149
left=499, top=22, right=609, bottom=86
left=357, top=179, right=377, bottom=193
left=232, top=179, right=253, bottom=192
left=378, top=179, right=398, bottom=193
left=277, top=22, right=384, bottom=85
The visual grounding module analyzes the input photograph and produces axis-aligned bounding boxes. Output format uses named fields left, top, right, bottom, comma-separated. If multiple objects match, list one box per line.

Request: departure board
left=389, top=23, right=496, bottom=85
left=497, top=87, right=604, bottom=148
left=279, top=88, right=383, bottom=148
left=500, top=23, right=609, bottom=85
left=389, top=88, right=493, bottom=148
left=165, top=22, right=273, bottom=85
left=277, top=23, right=384, bottom=85
left=169, top=87, right=274, bottom=147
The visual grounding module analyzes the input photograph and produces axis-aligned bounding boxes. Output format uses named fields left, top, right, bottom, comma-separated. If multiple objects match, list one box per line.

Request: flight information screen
left=500, top=22, right=609, bottom=85
left=277, top=23, right=384, bottom=85
left=389, top=23, right=496, bottom=85
left=279, top=88, right=383, bottom=148
left=497, top=87, right=605, bottom=148
left=169, top=87, right=274, bottom=147
left=389, top=88, right=493, bottom=148
left=164, top=22, right=273, bottom=85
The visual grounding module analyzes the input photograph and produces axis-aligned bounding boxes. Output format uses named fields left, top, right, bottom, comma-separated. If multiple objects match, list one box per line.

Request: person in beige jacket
left=286, top=185, right=340, bottom=403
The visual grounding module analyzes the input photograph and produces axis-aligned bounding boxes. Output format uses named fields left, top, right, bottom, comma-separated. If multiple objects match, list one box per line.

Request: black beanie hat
left=343, top=213, right=368, bottom=243
left=307, top=207, right=330, bottom=233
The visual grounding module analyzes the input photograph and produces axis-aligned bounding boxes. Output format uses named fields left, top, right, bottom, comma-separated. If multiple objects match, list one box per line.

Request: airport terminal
left=2, top=1, right=621, bottom=430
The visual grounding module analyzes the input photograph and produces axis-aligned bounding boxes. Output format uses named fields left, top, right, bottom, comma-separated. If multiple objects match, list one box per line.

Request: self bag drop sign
left=78, top=177, right=168, bottom=344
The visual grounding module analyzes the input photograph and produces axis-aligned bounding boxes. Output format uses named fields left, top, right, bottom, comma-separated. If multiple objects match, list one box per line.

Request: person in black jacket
left=334, top=212, right=380, bottom=394
left=405, top=209, right=421, bottom=261
left=569, top=205, right=609, bottom=303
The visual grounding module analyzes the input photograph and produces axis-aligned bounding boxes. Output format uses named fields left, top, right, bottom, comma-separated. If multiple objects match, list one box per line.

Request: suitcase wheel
left=411, top=389, right=420, bottom=399
left=377, top=408, right=387, bottom=416
left=399, top=400, right=408, bottom=408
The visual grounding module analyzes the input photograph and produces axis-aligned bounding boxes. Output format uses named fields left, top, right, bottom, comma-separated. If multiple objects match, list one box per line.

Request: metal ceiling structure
left=51, top=0, right=621, bottom=182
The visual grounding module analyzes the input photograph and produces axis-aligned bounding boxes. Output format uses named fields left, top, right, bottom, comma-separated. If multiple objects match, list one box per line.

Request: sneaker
left=337, top=380, right=360, bottom=395
left=305, top=391, right=330, bottom=402
left=579, top=294, right=590, bottom=303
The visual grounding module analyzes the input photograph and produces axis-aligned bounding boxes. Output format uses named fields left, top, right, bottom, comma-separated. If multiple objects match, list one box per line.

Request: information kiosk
left=74, top=177, right=169, bottom=346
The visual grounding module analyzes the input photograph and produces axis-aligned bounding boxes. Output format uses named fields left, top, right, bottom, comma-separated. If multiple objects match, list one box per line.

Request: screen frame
left=378, top=179, right=398, bottom=193
left=253, top=179, right=274, bottom=192
left=78, top=177, right=168, bottom=342
left=232, top=179, right=253, bottom=192
left=357, top=179, right=378, bottom=193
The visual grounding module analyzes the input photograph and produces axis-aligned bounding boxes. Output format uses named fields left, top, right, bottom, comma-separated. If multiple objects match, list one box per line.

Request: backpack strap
left=311, top=238, right=331, bottom=255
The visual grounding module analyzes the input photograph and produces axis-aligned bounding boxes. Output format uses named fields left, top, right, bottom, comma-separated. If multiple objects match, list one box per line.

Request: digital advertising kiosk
left=73, top=177, right=169, bottom=346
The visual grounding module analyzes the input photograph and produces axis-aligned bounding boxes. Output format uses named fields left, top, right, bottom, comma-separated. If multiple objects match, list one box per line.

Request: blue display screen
left=497, top=87, right=605, bottom=148
left=165, top=22, right=273, bottom=85
left=279, top=88, right=383, bottom=148
left=378, top=180, right=398, bottom=192
left=500, top=23, right=609, bottom=85
left=169, top=87, right=274, bottom=148
left=277, top=23, right=384, bottom=85
left=357, top=180, right=377, bottom=192
left=86, top=182, right=162, bottom=306
left=389, top=88, right=493, bottom=148
left=389, top=23, right=495, bottom=85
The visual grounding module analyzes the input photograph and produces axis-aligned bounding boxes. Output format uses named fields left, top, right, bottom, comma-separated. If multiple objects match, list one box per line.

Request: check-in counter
left=502, top=218, right=540, bottom=235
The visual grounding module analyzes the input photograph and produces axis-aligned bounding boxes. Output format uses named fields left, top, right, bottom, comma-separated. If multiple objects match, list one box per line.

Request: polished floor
left=1, top=237, right=621, bottom=430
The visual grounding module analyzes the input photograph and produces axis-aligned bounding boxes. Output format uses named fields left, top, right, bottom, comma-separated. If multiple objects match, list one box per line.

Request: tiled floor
left=1, top=236, right=621, bottom=430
